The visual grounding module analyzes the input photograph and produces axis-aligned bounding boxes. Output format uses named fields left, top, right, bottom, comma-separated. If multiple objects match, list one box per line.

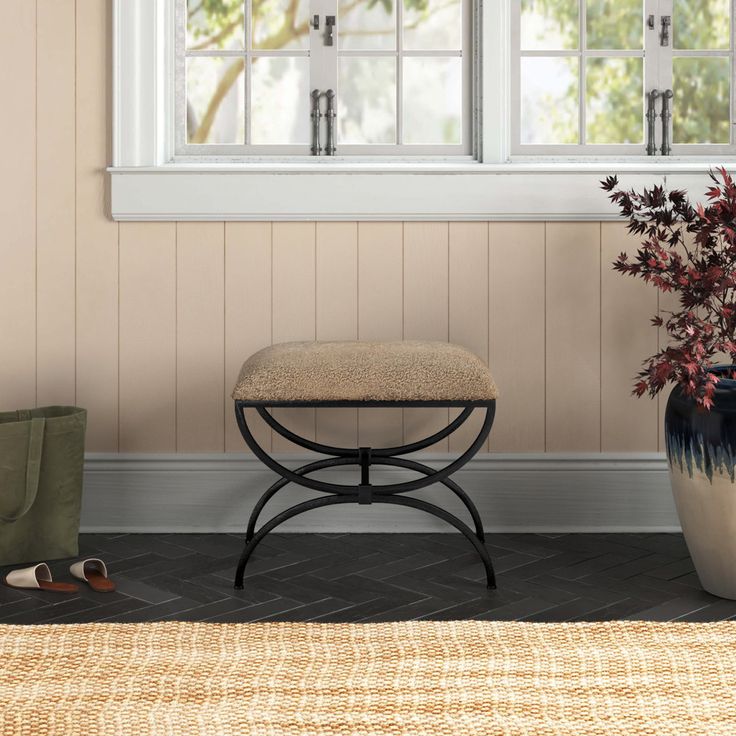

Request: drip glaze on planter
left=665, top=366, right=736, bottom=482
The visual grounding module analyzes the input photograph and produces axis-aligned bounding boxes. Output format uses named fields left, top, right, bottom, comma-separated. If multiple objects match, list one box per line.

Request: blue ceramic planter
left=665, top=366, right=736, bottom=599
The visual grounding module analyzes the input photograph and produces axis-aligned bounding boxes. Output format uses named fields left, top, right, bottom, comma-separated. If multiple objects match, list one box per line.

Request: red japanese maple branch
left=602, top=167, right=736, bottom=409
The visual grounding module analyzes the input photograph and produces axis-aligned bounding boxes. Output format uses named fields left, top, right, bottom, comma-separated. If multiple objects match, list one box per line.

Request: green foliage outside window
left=187, top=0, right=440, bottom=143
left=187, top=0, right=732, bottom=146
left=523, top=0, right=731, bottom=146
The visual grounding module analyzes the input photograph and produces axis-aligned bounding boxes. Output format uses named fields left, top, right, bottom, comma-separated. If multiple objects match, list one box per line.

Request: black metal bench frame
left=233, top=398, right=497, bottom=590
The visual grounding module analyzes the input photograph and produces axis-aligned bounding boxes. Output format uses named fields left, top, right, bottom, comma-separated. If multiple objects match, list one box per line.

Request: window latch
left=325, top=16, right=335, bottom=46
left=310, top=89, right=322, bottom=156
left=646, top=89, right=660, bottom=156
left=310, top=14, right=319, bottom=30
left=310, top=90, right=336, bottom=156
left=661, top=89, right=673, bottom=156
left=325, top=89, right=336, bottom=155
left=660, top=15, right=671, bottom=46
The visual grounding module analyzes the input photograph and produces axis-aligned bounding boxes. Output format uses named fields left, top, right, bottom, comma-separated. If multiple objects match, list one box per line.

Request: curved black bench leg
left=245, top=456, right=356, bottom=542
left=234, top=494, right=496, bottom=590
left=373, top=456, right=486, bottom=542
left=245, top=477, right=288, bottom=543
left=441, top=480, right=485, bottom=542
left=235, top=496, right=356, bottom=589
left=379, top=495, right=495, bottom=589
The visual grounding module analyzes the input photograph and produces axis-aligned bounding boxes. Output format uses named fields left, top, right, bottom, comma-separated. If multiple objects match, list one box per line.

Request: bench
left=231, top=340, right=499, bottom=590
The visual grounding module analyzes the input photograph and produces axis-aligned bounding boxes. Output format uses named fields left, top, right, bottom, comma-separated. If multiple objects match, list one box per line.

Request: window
left=176, top=0, right=473, bottom=157
left=111, top=0, right=736, bottom=221
left=512, top=0, right=735, bottom=156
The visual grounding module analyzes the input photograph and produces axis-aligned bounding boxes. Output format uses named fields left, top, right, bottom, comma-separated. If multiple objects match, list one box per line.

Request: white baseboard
left=80, top=452, right=680, bottom=534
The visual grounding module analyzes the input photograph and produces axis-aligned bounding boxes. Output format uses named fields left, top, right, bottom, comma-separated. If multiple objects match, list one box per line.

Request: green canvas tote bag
left=0, top=406, right=87, bottom=566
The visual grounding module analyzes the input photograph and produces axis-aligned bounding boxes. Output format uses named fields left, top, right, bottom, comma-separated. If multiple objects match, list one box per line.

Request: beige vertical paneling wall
left=0, top=2, right=662, bottom=455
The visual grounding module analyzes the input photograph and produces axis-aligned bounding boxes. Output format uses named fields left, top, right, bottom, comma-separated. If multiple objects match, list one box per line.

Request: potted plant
left=602, top=168, right=736, bottom=599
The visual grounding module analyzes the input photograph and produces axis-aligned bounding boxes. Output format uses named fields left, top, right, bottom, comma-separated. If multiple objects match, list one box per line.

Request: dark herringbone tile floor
left=1, top=533, right=736, bottom=625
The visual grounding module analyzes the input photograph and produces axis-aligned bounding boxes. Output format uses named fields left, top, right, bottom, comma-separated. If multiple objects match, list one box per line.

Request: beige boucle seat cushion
left=232, top=341, right=498, bottom=404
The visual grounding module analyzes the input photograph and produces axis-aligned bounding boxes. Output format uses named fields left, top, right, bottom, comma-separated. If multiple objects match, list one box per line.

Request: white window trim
left=110, top=0, right=736, bottom=221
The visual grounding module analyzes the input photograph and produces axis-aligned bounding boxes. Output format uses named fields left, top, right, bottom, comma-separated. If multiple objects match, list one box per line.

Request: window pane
left=402, top=58, right=462, bottom=144
left=586, top=0, right=642, bottom=49
left=673, top=57, right=731, bottom=144
left=586, top=58, right=643, bottom=143
left=403, top=0, right=462, bottom=51
left=521, top=0, right=578, bottom=50
left=521, top=57, right=579, bottom=144
left=187, top=0, right=244, bottom=50
left=252, top=0, right=309, bottom=50
left=338, top=59, right=396, bottom=144
left=251, top=57, right=310, bottom=144
left=186, top=57, right=245, bottom=144
left=339, top=0, right=396, bottom=50
left=674, top=0, right=730, bottom=49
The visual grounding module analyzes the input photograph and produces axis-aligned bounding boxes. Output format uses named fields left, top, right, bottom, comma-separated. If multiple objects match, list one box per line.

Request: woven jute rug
left=1, top=620, right=735, bottom=736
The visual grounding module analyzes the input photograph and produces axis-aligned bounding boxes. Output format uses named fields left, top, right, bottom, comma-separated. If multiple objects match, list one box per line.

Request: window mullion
left=397, top=0, right=404, bottom=145
left=309, top=0, right=337, bottom=155
left=326, top=0, right=338, bottom=91
left=245, top=0, right=252, bottom=146
left=657, top=0, right=674, bottom=152
left=658, top=0, right=674, bottom=89
left=309, top=0, right=335, bottom=91
left=579, top=0, right=586, bottom=146
left=644, top=0, right=661, bottom=153
left=506, top=0, right=520, bottom=157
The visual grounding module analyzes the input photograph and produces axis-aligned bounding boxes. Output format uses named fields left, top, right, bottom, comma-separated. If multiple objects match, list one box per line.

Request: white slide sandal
left=4, top=562, right=79, bottom=593
left=70, top=558, right=116, bottom=593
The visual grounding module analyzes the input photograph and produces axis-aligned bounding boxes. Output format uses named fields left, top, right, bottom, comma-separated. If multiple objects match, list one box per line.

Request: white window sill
left=113, top=158, right=736, bottom=174
left=108, top=161, right=734, bottom=221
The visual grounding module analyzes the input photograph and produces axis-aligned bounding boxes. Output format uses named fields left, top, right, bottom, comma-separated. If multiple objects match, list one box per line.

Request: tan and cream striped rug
left=1, top=620, right=735, bottom=735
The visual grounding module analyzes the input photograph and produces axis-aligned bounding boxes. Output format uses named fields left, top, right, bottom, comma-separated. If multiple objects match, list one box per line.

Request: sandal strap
left=5, top=562, right=51, bottom=589
left=70, top=558, right=108, bottom=582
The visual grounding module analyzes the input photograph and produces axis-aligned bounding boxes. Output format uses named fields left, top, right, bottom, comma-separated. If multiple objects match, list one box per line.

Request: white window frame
left=110, top=0, right=736, bottom=221
left=175, top=0, right=474, bottom=158
left=510, top=0, right=736, bottom=157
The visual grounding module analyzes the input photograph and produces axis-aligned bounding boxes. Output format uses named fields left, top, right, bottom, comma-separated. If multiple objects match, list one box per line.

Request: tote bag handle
left=0, top=412, right=45, bottom=523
